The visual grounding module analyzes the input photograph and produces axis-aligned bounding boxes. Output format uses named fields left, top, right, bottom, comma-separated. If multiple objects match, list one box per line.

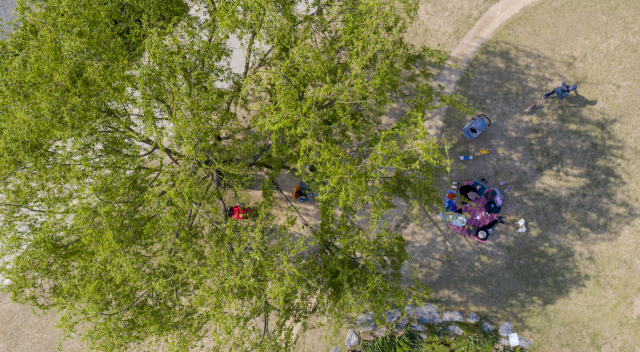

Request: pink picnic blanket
left=447, top=182, right=498, bottom=243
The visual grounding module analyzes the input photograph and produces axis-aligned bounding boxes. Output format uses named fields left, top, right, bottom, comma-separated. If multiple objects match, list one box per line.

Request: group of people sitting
left=458, top=212, right=506, bottom=239
left=447, top=182, right=506, bottom=240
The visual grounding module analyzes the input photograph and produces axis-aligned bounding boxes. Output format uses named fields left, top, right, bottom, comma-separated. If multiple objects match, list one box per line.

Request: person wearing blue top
left=292, top=181, right=318, bottom=203
left=542, top=82, right=578, bottom=102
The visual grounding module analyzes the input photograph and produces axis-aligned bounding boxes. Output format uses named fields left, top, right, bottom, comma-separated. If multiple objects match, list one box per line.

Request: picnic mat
left=447, top=184, right=498, bottom=243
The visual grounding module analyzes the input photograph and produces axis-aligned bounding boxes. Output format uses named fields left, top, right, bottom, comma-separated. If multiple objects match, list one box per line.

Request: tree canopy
left=0, top=0, right=471, bottom=350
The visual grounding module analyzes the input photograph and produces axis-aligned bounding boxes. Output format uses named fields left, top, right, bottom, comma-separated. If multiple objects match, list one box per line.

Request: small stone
left=373, top=327, right=387, bottom=337
left=405, top=305, right=415, bottom=319
left=416, top=304, right=442, bottom=325
left=345, top=329, right=359, bottom=350
left=481, top=322, right=493, bottom=332
left=394, top=318, right=407, bottom=331
left=419, top=333, right=429, bottom=339
left=499, top=337, right=510, bottom=346
left=466, top=312, right=479, bottom=323
left=443, top=311, right=464, bottom=322
left=519, top=337, right=533, bottom=349
left=385, top=309, right=401, bottom=323
left=357, top=313, right=376, bottom=333
left=499, top=322, right=512, bottom=337
left=409, top=324, right=425, bottom=331
left=330, top=347, right=342, bottom=352
left=447, top=325, right=464, bottom=335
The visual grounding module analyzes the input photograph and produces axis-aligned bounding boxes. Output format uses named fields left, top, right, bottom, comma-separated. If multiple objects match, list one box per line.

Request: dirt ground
left=406, top=0, right=500, bottom=51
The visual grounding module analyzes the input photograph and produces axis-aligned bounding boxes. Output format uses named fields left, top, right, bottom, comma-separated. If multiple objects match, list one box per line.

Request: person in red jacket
left=228, top=202, right=253, bottom=220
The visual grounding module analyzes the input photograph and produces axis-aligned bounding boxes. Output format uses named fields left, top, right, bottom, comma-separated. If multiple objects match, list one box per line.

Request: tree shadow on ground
left=396, top=40, right=634, bottom=327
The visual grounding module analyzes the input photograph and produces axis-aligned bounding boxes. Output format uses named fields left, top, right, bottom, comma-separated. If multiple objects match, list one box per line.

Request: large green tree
left=0, top=0, right=470, bottom=350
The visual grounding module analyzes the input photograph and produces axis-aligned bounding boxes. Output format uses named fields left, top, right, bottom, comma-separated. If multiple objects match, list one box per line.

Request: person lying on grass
left=475, top=216, right=505, bottom=239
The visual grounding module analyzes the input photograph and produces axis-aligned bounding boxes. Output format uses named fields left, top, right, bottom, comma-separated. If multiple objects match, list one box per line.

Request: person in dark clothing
left=227, top=203, right=254, bottom=220
left=542, top=82, right=577, bottom=102
left=459, top=184, right=481, bottom=204
left=460, top=184, right=481, bottom=196
left=292, top=185, right=309, bottom=202
left=475, top=216, right=505, bottom=239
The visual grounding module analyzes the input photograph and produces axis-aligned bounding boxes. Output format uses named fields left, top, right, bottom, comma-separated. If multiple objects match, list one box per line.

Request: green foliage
left=361, top=327, right=421, bottom=352
left=361, top=335, right=414, bottom=352
left=362, top=323, right=503, bottom=352
left=0, top=0, right=473, bottom=351
left=410, top=323, right=526, bottom=352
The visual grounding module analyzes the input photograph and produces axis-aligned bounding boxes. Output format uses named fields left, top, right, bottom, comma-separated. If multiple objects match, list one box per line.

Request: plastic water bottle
left=459, top=155, right=473, bottom=160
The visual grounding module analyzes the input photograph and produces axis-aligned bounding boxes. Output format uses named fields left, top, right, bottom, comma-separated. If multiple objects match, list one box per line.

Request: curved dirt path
left=426, top=0, right=541, bottom=137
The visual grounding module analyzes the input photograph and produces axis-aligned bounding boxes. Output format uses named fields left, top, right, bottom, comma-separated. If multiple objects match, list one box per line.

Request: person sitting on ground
left=475, top=215, right=505, bottom=239
left=459, top=184, right=481, bottom=204
left=542, top=82, right=577, bottom=102
left=292, top=185, right=309, bottom=202
left=229, top=202, right=253, bottom=220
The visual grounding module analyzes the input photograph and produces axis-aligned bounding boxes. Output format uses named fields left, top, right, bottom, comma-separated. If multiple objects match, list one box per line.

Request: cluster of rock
left=329, top=303, right=532, bottom=352
left=497, top=322, right=532, bottom=349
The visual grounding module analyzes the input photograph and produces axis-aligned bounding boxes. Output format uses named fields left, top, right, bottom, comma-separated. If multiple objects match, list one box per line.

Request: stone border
left=329, top=303, right=533, bottom=351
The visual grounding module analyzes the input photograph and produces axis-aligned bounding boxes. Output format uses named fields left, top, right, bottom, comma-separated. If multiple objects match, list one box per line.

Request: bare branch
left=0, top=203, right=68, bottom=214
left=257, top=170, right=316, bottom=233
left=96, top=289, right=151, bottom=317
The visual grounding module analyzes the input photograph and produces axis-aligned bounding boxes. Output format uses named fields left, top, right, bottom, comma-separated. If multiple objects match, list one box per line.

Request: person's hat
left=478, top=230, right=488, bottom=239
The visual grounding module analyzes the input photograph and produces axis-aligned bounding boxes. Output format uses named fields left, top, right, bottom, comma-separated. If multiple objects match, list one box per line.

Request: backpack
left=483, top=189, right=502, bottom=214
left=485, top=201, right=501, bottom=214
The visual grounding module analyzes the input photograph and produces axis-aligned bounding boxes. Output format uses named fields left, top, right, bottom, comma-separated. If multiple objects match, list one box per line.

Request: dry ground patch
left=406, top=0, right=500, bottom=50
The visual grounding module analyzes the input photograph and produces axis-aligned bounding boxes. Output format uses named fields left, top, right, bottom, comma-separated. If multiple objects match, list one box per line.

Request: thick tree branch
left=247, top=141, right=272, bottom=167
left=258, top=169, right=316, bottom=233
left=97, top=289, right=151, bottom=317
left=0, top=203, right=68, bottom=214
